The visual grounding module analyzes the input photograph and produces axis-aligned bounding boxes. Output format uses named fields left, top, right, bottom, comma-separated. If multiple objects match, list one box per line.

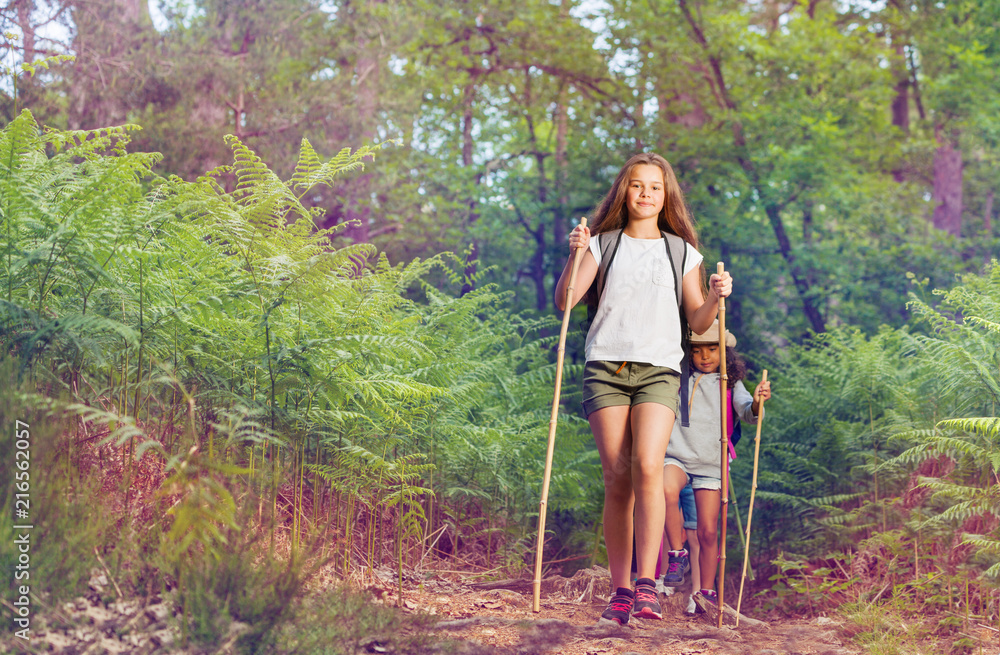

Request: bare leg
left=685, top=526, right=702, bottom=613
left=686, top=528, right=701, bottom=589
left=694, top=488, right=721, bottom=591
left=589, top=405, right=634, bottom=592
left=663, top=464, right=689, bottom=550
left=629, top=403, right=674, bottom=581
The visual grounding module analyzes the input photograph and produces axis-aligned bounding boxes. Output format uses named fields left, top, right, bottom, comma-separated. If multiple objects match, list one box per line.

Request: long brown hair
left=589, top=152, right=701, bottom=249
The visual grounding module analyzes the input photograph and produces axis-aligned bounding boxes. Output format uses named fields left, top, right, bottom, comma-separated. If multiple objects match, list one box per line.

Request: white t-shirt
left=585, top=233, right=703, bottom=371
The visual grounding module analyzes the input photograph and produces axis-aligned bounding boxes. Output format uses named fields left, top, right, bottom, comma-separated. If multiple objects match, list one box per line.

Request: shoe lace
left=634, top=586, right=657, bottom=604
left=666, top=560, right=682, bottom=573
left=608, top=595, right=632, bottom=612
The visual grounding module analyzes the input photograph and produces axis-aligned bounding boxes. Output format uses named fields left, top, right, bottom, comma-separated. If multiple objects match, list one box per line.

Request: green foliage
left=8, top=0, right=1000, bottom=343
left=273, top=586, right=438, bottom=655
left=6, top=0, right=999, bottom=638
left=168, top=503, right=310, bottom=649
left=159, top=445, right=246, bottom=565
left=0, top=362, right=112, bottom=607
left=893, top=263, right=1000, bottom=578
left=839, top=600, right=936, bottom=655
left=749, top=263, right=999, bottom=655
left=0, top=108, right=596, bottom=645
left=750, top=261, right=1000, bottom=559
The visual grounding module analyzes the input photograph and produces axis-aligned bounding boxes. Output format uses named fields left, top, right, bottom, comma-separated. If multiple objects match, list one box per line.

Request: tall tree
left=383, top=0, right=617, bottom=309
left=66, top=0, right=156, bottom=129
left=887, top=1, right=1000, bottom=238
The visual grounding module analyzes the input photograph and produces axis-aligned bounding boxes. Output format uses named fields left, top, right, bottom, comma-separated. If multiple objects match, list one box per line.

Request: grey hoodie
left=666, top=372, right=758, bottom=477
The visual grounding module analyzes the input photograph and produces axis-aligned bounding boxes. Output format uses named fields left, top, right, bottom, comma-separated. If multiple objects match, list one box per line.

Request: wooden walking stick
left=533, top=217, right=587, bottom=613
left=736, top=369, right=768, bottom=627
left=727, top=471, right=751, bottom=567
left=716, top=262, right=729, bottom=628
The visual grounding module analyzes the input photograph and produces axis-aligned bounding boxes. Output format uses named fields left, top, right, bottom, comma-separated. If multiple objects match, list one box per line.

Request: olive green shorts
left=582, top=360, right=681, bottom=418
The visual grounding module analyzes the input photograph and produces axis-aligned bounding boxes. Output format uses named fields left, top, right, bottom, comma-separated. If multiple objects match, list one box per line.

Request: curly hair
left=724, top=346, right=747, bottom=389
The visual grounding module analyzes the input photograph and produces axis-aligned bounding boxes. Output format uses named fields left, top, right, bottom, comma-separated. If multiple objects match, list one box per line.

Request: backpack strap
left=728, top=388, right=741, bottom=459
left=730, top=416, right=742, bottom=447
left=660, top=231, right=686, bottom=308
left=595, top=229, right=624, bottom=303
left=661, top=231, right=691, bottom=427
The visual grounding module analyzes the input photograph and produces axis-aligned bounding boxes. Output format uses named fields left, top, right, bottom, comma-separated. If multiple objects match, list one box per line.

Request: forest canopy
left=3, top=0, right=997, bottom=349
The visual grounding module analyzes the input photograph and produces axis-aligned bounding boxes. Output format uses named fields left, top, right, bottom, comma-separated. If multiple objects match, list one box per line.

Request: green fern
left=0, top=109, right=595, bottom=593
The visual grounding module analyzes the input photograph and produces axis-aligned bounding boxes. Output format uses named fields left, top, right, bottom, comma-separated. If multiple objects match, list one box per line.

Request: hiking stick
left=727, top=471, right=751, bottom=576
left=533, top=217, right=587, bottom=613
left=717, top=262, right=728, bottom=628
left=736, top=369, right=767, bottom=627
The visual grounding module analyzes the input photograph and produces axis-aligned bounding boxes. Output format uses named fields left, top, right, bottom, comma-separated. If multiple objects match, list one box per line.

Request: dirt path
left=2, top=565, right=860, bottom=654
left=380, top=566, right=861, bottom=655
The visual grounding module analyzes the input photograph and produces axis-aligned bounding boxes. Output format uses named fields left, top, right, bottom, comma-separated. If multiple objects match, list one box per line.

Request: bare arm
left=554, top=225, right=599, bottom=312
left=681, top=265, right=732, bottom=334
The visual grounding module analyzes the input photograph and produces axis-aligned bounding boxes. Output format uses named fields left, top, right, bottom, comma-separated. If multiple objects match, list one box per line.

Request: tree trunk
left=462, top=81, right=475, bottom=168
left=532, top=226, right=546, bottom=311
left=983, top=190, right=993, bottom=235
left=802, top=200, right=813, bottom=245
left=15, top=0, right=35, bottom=64
left=633, top=73, right=645, bottom=152
left=458, top=69, right=479, bottom=296
left=531, top=150, right=550, bottom=310
left=932, top=126, right=962, bottom=237
left=891, top=46, right=909, bottom=134
left=11, top=0, right=37, bottom=114
left=890, top=44, right=909, bottom=182
left=344, top=13, right=380, bottom=244
left=663, top=89, right=707, bottom=129
left=551, top=83, right=570, bottom=308
left=68, top=0, right=153, bottom=129
left=658, top=60, right=709, bottom=131
left=760, top=188, right=826, bottom=334
left=677, top=0, right=826, bottom=334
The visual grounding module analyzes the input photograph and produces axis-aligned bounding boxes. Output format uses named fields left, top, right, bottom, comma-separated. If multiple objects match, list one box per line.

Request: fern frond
left=937, top=416, right=1000, bottom=440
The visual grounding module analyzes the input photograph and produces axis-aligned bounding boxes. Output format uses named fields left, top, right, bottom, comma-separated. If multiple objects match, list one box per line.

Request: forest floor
left=0, top=434, right=857, bottom=654
left=385, top=566, right=859, bottom=655
left=2, top=562, right=862, bottom=655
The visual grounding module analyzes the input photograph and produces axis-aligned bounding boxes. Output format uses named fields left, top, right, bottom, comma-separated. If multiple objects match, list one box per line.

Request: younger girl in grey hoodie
left=661, top=320, right=771, bottom=607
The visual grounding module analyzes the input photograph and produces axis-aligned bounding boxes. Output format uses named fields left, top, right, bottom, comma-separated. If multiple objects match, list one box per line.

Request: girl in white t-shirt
left=555, top=152, right=732, bottom=625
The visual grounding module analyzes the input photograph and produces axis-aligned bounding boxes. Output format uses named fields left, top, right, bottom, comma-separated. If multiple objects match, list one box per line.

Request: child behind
left=661, top=320, right=770, bottom=607
left=660, top=481, right=701, bottom=614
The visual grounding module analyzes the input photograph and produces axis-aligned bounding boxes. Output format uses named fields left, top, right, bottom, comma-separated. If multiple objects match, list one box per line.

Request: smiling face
left=691, top=344, right=721, bottom=374
left=625, top=164, right=666, bottom=223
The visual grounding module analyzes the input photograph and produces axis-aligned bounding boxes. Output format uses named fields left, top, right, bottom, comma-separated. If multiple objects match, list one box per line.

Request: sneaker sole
left=692, top=594, right=717, bottom=615
left=597, top=616, right=628, bottom=626
left=662, top=567, right=690, bottom=587
left=632, top=607, right=663, bottom=620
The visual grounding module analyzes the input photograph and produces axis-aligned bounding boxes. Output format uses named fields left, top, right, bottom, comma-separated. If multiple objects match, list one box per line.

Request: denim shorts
left=581, top=360, right=681, bottom=418
left=679, top=482, right=697, bottom=530
left=664, top=457, right=722, bottom=492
